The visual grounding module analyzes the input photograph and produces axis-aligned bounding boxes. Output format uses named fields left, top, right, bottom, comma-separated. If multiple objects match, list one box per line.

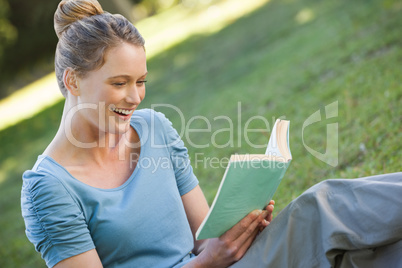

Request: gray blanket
left=232, top=172, right=402, bottom=267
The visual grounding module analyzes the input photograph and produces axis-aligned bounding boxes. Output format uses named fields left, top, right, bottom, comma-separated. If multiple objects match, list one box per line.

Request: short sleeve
left=21, top=170, right=95, bottom=267
left=155, top=111, right=199, bottom=196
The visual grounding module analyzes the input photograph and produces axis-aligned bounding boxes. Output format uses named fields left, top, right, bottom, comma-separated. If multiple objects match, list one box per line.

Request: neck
left=46, top=98, right=137, bottom=165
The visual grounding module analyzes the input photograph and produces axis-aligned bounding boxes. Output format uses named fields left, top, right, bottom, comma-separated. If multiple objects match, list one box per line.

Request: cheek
left=98, top=89, right=117, bottom=103
left=140, top=87, right=146, bottom=101
left=81, top=85, right=104, bottom=102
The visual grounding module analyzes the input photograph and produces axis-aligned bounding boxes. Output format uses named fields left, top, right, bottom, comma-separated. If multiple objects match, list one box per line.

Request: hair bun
left=54, top=0, right=104, bottom=38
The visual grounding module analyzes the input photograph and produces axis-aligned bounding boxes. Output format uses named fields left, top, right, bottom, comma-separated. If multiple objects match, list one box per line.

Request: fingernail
left=253, top=209, right=262, bottom=216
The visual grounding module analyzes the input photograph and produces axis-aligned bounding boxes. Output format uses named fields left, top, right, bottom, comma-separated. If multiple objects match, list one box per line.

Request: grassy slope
left=144, top=0, right=401, bottom=200
left=0, top=0, right=401, bottom=266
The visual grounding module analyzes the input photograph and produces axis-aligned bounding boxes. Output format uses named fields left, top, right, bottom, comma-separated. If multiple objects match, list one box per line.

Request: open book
left=195, top=119, right=291, bottom=240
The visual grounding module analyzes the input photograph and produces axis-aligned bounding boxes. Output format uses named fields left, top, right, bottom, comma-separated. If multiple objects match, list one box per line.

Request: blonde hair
left=54, top=0, right=145, bottom=97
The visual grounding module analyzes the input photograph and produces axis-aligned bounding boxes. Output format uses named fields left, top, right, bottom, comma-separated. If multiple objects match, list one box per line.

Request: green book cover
left=196, top=119, right=291, bottom=240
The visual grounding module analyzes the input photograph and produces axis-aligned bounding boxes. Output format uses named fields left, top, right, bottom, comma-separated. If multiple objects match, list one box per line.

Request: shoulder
left=21, top=157, right=94, bottom=267
left=131, top=109, right=180, bottom=142
left=131, top=108, right=171, bottom=127
left=21, top=156, right=81, bottom=219
left=22, top=170, right=69, bottom=219
left=22, top=157, right=69, bottom=195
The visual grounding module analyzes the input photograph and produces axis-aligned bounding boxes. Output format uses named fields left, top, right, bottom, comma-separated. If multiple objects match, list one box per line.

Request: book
left=195, top=119, right=292, bottom=240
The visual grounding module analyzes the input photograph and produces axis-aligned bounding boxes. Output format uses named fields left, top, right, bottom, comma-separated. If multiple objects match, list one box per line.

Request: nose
left=125, top=85, right=143, bottom=105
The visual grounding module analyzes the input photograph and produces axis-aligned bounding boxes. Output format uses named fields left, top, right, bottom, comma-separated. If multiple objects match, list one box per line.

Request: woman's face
left=74, top=42, right=147, bottom=136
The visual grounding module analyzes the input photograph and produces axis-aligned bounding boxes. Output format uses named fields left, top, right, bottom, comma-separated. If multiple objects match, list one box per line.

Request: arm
left=181, top=185, right=210, bottom=255
left=53, top=249, right=103, bottom=268
left=21, top=172, right=102, bottom=267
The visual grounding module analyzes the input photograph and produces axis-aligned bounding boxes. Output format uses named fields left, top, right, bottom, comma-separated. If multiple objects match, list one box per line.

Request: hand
left=260, top=200, right=275, bottom=232
left=189, top=201, right=275, bottom=268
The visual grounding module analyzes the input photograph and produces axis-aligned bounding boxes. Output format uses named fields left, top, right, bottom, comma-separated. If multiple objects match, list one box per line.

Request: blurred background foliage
left=0, top=0, right=210, bottom=99
left=0, top=0, right=401, bottom=266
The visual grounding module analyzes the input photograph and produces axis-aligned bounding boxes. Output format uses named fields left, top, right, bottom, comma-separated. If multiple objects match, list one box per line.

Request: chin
left=116, top=122, right=131, bottom=135
left=104, top=117, right=131, bottom=135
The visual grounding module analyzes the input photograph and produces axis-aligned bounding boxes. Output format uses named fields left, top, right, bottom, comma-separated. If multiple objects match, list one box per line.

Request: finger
left=223, top=209, right=263, bottom=241
left=259, top=217, right=271, bottom=232
left=265, top=201, right=275, bottom=222
left=234, top=210, right=268, bottom=245
left=265, top=204, right=274, bottom=213
left=265, top=201, right=275, bottom=212
left=235, top=222, right=260, bottom=261
left=259, top=211, right=271, bottom=232
left=265, top=205, right=274, bottom=222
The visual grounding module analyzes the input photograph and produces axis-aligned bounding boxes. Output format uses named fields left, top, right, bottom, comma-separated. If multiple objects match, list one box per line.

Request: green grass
left=0, top=0, right=401, bottom=266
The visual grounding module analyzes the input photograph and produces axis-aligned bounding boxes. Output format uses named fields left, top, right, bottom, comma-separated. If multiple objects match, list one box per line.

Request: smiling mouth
left=109, top=106, right=133, bottom=116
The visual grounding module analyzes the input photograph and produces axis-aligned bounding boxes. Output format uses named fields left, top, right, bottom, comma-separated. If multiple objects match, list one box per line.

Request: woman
left=22, top=1, right=402, bottom=267
left=21, top=0, right=274, bottom=267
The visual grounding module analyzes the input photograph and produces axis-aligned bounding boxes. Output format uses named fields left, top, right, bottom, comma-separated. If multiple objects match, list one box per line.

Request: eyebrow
left=107, top=72, right=148, bottom=80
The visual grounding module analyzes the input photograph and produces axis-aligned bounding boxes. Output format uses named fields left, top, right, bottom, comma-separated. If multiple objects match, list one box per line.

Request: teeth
left=111, top=107, right=131, bottom=115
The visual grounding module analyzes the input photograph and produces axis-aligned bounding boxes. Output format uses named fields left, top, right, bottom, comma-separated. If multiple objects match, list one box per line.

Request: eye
left=136, top=80, right=148, bottom=85
left=112, top=82, right=127, bottom=87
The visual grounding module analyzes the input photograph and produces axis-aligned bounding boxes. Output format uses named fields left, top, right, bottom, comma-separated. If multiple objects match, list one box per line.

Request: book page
left=265, top=119, right=283, bottom=157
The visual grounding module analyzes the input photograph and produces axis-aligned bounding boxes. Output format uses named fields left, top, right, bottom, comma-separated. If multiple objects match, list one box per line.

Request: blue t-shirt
left=21, top=109, right=199, bottom=268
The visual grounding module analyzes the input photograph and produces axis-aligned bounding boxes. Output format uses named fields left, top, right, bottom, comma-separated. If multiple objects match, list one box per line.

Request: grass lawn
left=0, top=0, right=401, bottom=266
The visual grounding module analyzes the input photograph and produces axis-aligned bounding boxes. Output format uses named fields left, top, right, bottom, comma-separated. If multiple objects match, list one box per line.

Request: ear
left=63, top=68, right=80, bottom=96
